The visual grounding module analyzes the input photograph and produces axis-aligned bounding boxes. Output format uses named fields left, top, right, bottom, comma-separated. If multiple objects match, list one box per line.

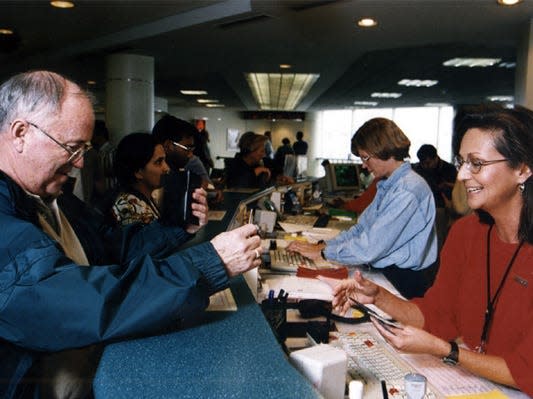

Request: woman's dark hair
left=351, top=117, right=410, bottom=161
left=454, top=104, right=533, bottom=243
left=114, top=133, right=158, bottom=188
left=238, top=131, right=267, bottom=155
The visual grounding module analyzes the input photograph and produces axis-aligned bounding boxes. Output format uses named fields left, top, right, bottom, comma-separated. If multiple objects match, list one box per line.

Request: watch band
left=442, top=340, right=459, bottom=365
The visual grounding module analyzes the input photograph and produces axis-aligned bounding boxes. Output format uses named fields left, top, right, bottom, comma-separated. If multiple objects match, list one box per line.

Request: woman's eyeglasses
left=453, top=155, right=508, bottom=174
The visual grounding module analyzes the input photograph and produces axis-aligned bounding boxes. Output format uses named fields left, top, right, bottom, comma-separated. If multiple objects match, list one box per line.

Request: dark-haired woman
left=112, top=133, right=170, bottom=225
left=331, top=105, right=533, bottom=396
left=289, top=118, right=438, bottom=298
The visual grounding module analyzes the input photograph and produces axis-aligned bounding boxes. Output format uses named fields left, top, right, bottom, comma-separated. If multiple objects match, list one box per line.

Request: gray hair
left=0, top=71, right=92, bottom=131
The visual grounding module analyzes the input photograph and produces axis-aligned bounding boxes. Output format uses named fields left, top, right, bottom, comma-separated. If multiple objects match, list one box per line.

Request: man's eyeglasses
left=453, top=155, right=508, bottom=174
left=27, top=121, right=92, bottom=163
left=172, top=141, right=195, bottom=152
left=360, top=154, right=372, bottom=162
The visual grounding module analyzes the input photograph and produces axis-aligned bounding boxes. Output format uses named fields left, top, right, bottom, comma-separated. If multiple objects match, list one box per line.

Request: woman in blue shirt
left=288, top=118, right=438, bottom=298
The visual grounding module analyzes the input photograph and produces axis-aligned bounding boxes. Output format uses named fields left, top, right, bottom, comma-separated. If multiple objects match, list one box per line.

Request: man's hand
left=186, top=188, right=208, bottom=234
left=211, top=224, right=262, bottom=277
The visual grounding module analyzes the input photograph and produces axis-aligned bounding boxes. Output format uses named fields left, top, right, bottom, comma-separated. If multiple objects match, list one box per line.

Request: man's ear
left=9, top=120, right=28, bottom=152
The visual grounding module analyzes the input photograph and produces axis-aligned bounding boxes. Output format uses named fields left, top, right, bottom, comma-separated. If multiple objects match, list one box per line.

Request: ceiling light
left=498, top=62, right=516, bottom=68
left=180, top=90, right=208, bottom=95
left=206, top=103, right=225, bottom=108
left=397, top=79, right=438, bottom=87
left=196, top=99, right=219, bottom=104
left=497, top=0, right=522, bottom=5
left=50, top=1, right=75, bottom=8
left=279, top=64, right=291, bottom=69
left=443, top=58, right=501, bottom=67
left=425, top=102, right=451, bottom=107
left=87, top=80, right=96, bottom=85
left=245, top=72, right=320, bottom=110
left=487, top=95, right=514, bottom=102
left=370, top=92, right=402, bottom=99
left=353, top=101, right=378, bottom=106
left=0, top=28, right=14, bottom=35
left=357, top=18, right=377, bottom=27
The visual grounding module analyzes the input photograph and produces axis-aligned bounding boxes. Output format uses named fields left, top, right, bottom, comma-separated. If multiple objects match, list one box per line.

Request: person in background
left=413, top=144, right=457, bottom=208
left=292, top=130, right=308, bottom=155
left=152, top=115, right=218, bottom=226
left=274, top=137, right=294, bottom=173
left=225, top=131, right=272, bottom=189
left=193, top=119, right=214, bottom=174
left=264, top=130, right=274, bottom=160
left=414, top=144, right=458, bottom=249
left=289, top=118, right=438, bottom=299
left=111, top=133, right=170, bottom=226
left=332, top=177, right=380, bottom=214
left=331, top=105, right=533, bottom=397
left=0, top=70, right=262, bottom=398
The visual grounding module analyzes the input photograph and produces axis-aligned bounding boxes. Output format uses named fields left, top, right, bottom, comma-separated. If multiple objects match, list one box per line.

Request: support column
left=105, top=54, right=154, bottom=143
left=515, top=18, right=533, bottom=109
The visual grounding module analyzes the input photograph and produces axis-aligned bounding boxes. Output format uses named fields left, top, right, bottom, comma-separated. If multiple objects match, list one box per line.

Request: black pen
left=381, top=380, right=389, bottom=399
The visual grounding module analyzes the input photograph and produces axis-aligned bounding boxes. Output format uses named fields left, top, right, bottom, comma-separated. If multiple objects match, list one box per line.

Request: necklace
left=477, top=224, right=524, bottom=353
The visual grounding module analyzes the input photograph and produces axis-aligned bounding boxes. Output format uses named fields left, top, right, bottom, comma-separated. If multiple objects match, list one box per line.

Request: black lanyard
left=478, top=224, right=524, bottom=353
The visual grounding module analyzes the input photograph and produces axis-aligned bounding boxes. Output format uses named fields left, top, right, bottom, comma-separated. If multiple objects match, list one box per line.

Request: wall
left=168, top=105, right=312, bottom=170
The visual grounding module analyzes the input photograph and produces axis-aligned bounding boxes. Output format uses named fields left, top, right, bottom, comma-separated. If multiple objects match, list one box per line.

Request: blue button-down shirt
left=324, top=162, right=437, bottom=270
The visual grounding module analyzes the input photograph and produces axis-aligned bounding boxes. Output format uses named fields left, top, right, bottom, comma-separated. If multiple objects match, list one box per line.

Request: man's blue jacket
left=0, top=172, right=228, bottom=398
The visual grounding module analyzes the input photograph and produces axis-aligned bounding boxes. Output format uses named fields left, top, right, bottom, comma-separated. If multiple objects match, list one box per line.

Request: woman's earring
left=519, top=183, right=525, bottom=193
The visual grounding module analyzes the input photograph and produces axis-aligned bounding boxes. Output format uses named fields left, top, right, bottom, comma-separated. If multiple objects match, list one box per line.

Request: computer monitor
left=324, top=162, right=361, bottom=193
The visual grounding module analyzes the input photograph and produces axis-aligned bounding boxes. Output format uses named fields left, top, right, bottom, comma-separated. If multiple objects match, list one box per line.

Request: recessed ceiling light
left=443, top=58, right=501, bottom=67
left=0, top=28, right=14, bottom=35
left=180, top=90, right=208, bottom=95
left=245, top=72, right=320, bottom=110
left=50, top=1, right=75, bottom=8
left=279, top=64, right=291, bottom=69
left=353, top=101, right=378, bottom=106
left=196, top=99, right=219, bottom=104
left=87, top=80, right=96, bottom=85
left=206, top=103, right=225, bottom=108
left=357, top=18, right=377, bottom=27
left=425, top=103, right=451, bottom=107
left=497, top=0, right=522, bottom=5
left=370, top=92, right=402, bottom=99
left=487, top=95, right=514, bottom=102
left=398, top=79, right=438, bottom=87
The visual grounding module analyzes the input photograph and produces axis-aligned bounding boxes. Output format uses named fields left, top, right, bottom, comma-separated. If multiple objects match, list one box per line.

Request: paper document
left=263, top=276, right=333, bottom=301
left=278, top=222, right=314, bottom=233
left=400, top=353, right=508, bottom=398
left=301, top=227, right=340, bottom=243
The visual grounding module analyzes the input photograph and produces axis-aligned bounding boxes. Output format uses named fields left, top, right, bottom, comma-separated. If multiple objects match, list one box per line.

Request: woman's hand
left=286, top=241, right=323, bottom=261
left=331, top=270, right=380, bottom=314
left=371, top=318, right=450, bottom=357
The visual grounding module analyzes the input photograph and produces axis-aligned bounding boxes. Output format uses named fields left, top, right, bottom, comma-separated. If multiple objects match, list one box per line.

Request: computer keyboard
left=269, top=249, right=313, bottom=272
left=334, top=331, right=437, bottom=398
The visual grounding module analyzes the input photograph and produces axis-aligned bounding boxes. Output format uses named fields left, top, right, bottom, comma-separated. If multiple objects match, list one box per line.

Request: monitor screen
left=325, top=163, right=361, bottom=193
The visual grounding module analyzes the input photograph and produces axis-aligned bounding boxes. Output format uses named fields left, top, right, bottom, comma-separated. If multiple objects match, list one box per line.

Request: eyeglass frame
left=360, top=154, right=372, bottom=162
left=453, top=155, right=508, bottom=174
left=27, top=121, right=92, bottom=163
left=172, top=141, right=195, bottom=152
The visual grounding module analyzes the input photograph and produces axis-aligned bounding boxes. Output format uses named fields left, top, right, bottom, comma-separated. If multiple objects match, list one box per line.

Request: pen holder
left=261, top=298, right=287, bottom=344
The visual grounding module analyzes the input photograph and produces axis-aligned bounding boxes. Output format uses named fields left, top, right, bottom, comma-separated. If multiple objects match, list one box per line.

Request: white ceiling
left=1, top=0, right=532, bottom=110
